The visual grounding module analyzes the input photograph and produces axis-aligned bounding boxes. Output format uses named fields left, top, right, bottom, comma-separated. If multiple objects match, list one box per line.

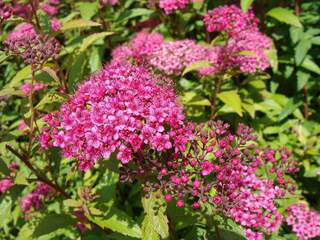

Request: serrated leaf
left=182, top=61, right=211, bottom=76
left=267, top=7, right=302, bottom=28
left=61, top=19, right=101, bottom=31
left=301, top=56, right=320, bottom=74
left=141, top=193, right=169, bottom=239
left=116, top=8, right=154, bottom=23
left=87, top=207, right=141, bottom=238
left=80, top=32, right=114, bottom=52
left=240, top=0, right=254, bottom=12
left=32, top=213, right=76, bottom=237
left=217, top=91, right=243, bottom=116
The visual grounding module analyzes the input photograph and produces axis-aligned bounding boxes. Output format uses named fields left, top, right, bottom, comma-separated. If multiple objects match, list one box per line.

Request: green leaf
left=278, top=98, right=301, bottom=121
left=0, top=199, right=12, bottom=229
left=80, top=32, right=114, bottom=52
left=181, top=92, right=211, bottom=106
left=312, top=36, right=320, bottom=45
left=116, top=8, right=154, bottom=23
left=240, top=0, right=254, bottom=12
left=267, top=7, right=302, bottom=28
left=8, top=66, right=32, bottom=88
left=63, top=199, right=82, bottom=208
left=141, top=193, right=169, bottom=239
left=68, top=52, right=87, bottom=92
left=87, top=207, right=141, bottom=238
left=295, top=38, right=312, bottom=65
left=61, top=19, right=101, bottom=31
left=301, top=56, right=320, bottom=74
left=33, top=213, right=76, bottom=237
left=35, top=92, right=67, bottom=111
left=14, top=172, right=28, bottom=185
left=297, top=70, right=310, bottom=91
left=77, top=1, right=99, bottom=20
left=265, top=42, right=278, bottom=72
left=39, top=11, right=52, bottom=33
left=141, top=216, right=160, bottom=240
left=217, top=91, right=243, bottom=116
left=89, top=47, right=103, bottom=73
left=182, top=61, right=211, bottom=76
left=0, top=158, right=10, bottom=175
left=290, top=27, right=304, bottom=44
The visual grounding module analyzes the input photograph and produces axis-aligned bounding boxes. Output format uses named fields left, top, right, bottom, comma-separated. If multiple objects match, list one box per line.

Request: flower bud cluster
left=4, top=23, right=61, bottom=70
left=286, top=203, right=320, bottom=240
left=140, top=121, right=297, bottom=238
left=20, top=182, right=55, bottom=213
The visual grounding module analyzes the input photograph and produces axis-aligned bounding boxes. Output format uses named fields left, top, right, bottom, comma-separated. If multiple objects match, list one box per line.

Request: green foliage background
left=0, top=0, right=319, bottom=239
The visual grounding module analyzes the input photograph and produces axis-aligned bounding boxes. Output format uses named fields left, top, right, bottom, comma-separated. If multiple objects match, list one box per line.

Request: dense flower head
left=112, top=28, right=271, bottom=75
left=140, top=121, right=297, bottom=238
left=203, top=5, right=259, bottom=36
left=286, top=203, right=320, bottom=240
left=40, top=62, right=192, bottom=171
left=149, top=40, right=209, bottom=75
left=4, top=23, right=60, bottom=70
left=20, top=82, right=48, bottom=95
left=112, top=31, right=164, bottom=64
left=20, top=182, right=54, bottom=213
left=40, top=2, right=58, bottom=16
left=158, top=0, right=190, bottom=14
left=223, top=30, right=273, bottom=72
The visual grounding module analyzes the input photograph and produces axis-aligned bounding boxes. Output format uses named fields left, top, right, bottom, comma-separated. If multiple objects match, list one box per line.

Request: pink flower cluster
left=149, top=40, right=209, bottom=75
left=40, top=62, right=192, bottom=171
left=20, top=182, right=54, bottom=213
left=203, top=4, right=258, bottom=36
left=158, top=0, right=189, bottom=14
left=113, top=25, right=271, bottom=75
left=20, top=82, right=48, bottom=95
left=100, top=0, right=119, bottom=6
left=0, top=162, right=19, bottom=194
left=0, top=179, right=13, bottom=194
left=0, top=1, right=12, bottom=20
left=223, top=30, right=273, bottom=72
left=203, top=5, right=272, bottom=73
left=112, top=31, right=164, bottom=64
left=286, top=203, right=320, bottom=240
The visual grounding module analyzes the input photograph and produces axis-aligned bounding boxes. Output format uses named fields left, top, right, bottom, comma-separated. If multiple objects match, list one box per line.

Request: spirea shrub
left=1, top=1, right=319, bottom=240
